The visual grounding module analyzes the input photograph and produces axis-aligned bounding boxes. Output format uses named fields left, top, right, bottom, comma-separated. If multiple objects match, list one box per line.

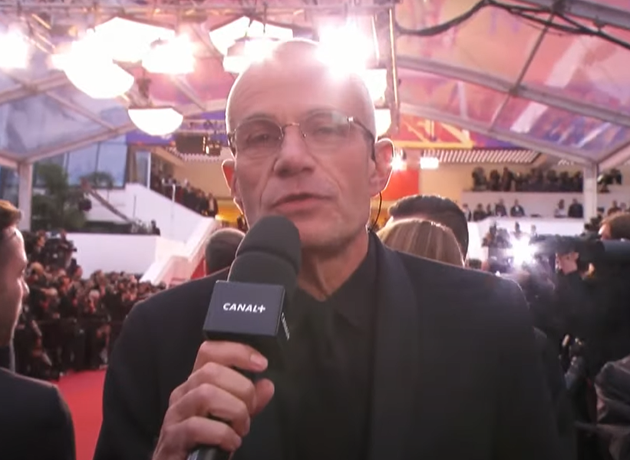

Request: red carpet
left=58, top=370, right=105, bottom=460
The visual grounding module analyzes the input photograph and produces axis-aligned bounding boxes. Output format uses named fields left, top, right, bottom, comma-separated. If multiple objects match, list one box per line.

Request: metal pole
left=388, top=7, right=400, bottom=134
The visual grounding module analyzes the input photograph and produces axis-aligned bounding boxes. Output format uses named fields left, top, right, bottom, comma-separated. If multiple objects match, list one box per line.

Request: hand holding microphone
left=152, top=216, right=301, bottom=460
left=153, top=341, right=275, bottom=459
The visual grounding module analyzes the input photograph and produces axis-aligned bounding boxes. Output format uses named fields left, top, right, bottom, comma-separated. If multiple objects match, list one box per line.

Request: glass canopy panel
left=395, top=1, right=542, bottom=81
left=596, top=0, right=630, bottom=8
left=495, top=96, right=630, bottom=157
left=522, top=25, right=630, bottom=113
left=399, top=69, right=506, bottom=124
left=0, top=93, right=108, bottom=158
left=95, top=142, right=128, bottom=187
left=0, top=72, right=19, bottom=92
left=48, top=86, right=131, bottom=126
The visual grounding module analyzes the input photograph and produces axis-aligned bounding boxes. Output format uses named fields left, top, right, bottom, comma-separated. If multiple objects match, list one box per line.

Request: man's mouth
left=273, top=193, right=326, bottom=207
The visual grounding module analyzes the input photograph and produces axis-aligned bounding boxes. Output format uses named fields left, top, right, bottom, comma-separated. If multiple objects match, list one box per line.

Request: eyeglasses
left=228, top=110, right=374, bottom=158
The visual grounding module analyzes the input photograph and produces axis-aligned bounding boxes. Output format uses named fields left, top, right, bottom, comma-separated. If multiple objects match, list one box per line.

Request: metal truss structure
left=0, top=0, right=630, bottom=170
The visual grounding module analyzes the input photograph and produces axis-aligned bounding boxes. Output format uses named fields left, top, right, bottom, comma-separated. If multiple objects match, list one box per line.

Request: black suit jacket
left=0, top=368, right=75, bottom=460
left=94, top=241, right=562, bottom=460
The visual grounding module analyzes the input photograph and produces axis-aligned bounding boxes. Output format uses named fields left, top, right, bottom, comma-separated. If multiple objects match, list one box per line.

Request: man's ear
left=221, top=159, right=243, bottom=211
left=369, top=138, right=393, bottom=197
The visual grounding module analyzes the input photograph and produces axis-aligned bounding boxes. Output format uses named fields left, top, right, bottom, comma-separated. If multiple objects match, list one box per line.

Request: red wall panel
left=381, top=168, right=420, bottom=202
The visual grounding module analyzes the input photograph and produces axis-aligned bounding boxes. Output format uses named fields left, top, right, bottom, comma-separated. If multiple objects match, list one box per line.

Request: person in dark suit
left=0, top=342, right=15, bottom=370
left=387, top=194, right=576, bottom=460
left=95, top=40, right=562, bottom=460
left=0, top=200, right=76, bottom=460
left=204, top=228, right=244, bottom=275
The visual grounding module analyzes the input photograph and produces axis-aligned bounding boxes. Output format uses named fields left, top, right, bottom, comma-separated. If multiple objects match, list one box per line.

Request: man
left=204, top=228, right=245, bottom=275
left=95, top=40, right=561, bottom=460
left=388, top=194, right=470, bottom=256
left=0, top=200, right=76, bottom=460
left=386, top=193, right=576, bottom=459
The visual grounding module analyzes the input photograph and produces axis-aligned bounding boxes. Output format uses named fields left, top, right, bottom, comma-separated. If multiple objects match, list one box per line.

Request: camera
left=531, top=234, right=630, bottom=266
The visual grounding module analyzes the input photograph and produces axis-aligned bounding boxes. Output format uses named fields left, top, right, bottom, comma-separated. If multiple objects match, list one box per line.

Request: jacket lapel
left=367, top=243, right=422, bottom=460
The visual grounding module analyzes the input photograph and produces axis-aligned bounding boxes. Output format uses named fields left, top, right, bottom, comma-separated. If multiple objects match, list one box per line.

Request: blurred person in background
left=385, top=194, right=576, bottom=460
left=388, top=194, right=469, bottom=257
left=0, top=200, right=76, bottom=460
left=204, top=228, right=245, bottom=275
left=378, top=219, right=464, bottom=266
left=556, top=211, right=630, bottom=375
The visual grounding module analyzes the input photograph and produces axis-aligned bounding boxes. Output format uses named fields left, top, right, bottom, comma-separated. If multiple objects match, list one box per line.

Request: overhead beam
left=400, top=102, right=594, bottom=166
left=171, top=78, right=206, bottom=112
left=24, top=100, right=227, bottom=163
left=2, top=71, right=116, bottom=130
left=398, top=57, right=630, bottom=128
left=45, top=93, right=116, bottom=129
left=0, top=0, right=394, bottom=13
left=489, top=18, right=551, bottom=130
left=0, top=153, right=17, bottom=169
left=598, top=139, right=630, bottom=170
left=519, top=0, right=630, bottom=32
left=0, top=72, right=70, bottom=105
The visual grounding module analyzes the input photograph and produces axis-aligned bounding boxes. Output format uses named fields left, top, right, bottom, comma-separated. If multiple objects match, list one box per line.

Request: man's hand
left=152, top=341, right=275, bottom=460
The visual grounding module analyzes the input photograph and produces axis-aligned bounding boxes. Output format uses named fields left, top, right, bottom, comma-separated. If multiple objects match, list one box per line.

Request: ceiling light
left=420, top=156, right=440, bottom=170
left=222, top=37, right=279, bottom=74
left=128, top=107, right=184, bottom=136
left=93, top=17, right=175, bottom=63
left=64, top=60, right=134, bottom=99
left=61, top=38, right=134, bottom=99
left=318, top=23, right=374, bottom=73
left=0, top=30, right=30, bottom=69
left=375, top=108, right=392, bottom=137
left=142, top=35, right=195, bottom=74
left=209, top=17, right=293, bottom=56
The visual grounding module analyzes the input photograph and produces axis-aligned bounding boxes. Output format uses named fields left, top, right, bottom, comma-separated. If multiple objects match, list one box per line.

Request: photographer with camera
left=555, top=212, right=630, bottom=376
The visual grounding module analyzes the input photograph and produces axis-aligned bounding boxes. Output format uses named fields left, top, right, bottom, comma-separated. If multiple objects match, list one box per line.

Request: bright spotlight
left=511, top=238, right=535, bottom=266
left=0, top=30, right=30, bottom=69
left=420, top=157, right=439, bottom=170
left=142, top=35, right=195, bottom=74
left=318, top=23, right=373, bottom=73
left=361, top=68, right=387, bottom=103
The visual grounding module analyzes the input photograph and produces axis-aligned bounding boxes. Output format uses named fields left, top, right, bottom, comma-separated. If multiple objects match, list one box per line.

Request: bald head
left=226, top=39, right=376, bottom=135
left=221, top=38, right=393, bottom=255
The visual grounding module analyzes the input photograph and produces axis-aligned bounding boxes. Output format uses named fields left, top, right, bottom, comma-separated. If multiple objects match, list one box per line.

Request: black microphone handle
left=186, top=370, right=258, bottom=460
left=187, top=446, right=231, bottom=460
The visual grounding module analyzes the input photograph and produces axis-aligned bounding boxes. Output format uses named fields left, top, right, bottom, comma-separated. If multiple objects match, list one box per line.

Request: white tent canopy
left=1, top=0, right=630, bottom=169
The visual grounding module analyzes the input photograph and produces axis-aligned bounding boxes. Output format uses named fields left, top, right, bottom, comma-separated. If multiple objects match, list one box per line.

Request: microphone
left=187, top=215, right=301, bottom=460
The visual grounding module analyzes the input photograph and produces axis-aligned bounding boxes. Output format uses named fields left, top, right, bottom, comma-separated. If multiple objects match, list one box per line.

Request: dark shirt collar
left=292, top=232, right=378, bottom=329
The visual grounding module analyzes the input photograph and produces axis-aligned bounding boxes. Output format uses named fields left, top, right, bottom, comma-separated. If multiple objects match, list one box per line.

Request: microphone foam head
left=228, top=216, right=301, bottom=296
left=235, top=215, right=301, bottom=273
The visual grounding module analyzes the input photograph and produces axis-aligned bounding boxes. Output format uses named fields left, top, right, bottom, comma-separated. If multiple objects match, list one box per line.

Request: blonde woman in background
left=377, top=218, right=464, bottom=267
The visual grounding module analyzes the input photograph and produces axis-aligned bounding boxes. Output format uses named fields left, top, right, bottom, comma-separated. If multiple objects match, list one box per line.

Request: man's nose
left=274, top=126, right=315, bottom=173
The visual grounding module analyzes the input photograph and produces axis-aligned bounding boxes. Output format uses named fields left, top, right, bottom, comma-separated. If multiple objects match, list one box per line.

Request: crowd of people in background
left=462, top=197, right=627, bottom=222
left=14, top=230, right=165, bottom=380
left=150, top=171, right=219, bottom=218
left=471, top=166, right=624, bottom=194
left=471, top=166, right=585, bottom=193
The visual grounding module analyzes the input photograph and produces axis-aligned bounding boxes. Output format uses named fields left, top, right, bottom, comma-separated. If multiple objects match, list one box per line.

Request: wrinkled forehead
left=226, top=58, right=372, bottom=131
